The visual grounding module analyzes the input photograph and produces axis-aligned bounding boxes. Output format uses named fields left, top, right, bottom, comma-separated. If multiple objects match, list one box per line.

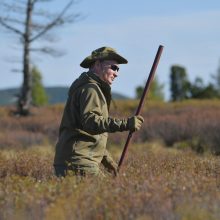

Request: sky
left=0, top=0, right=220, bottom=100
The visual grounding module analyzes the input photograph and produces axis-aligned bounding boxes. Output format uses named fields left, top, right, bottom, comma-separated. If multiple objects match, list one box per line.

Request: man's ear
left=95, top=60, right=103, bottom=73
left=95, top=60, right=102, bottom=68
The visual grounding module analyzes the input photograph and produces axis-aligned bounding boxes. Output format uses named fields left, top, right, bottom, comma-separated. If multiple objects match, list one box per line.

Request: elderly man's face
left=99, top=60, right=119, bottom=85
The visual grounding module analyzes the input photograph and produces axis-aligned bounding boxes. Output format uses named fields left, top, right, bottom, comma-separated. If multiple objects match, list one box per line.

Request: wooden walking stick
left=117, top=45, right=164, bottom=171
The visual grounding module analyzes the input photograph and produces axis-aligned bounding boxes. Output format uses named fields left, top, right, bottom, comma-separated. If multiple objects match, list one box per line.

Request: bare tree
left=0, top=0, right=80, bottom=115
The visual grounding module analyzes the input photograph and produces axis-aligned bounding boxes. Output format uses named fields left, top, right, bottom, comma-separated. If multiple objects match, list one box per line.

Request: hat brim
left=80, top=52, right=128, bottom=68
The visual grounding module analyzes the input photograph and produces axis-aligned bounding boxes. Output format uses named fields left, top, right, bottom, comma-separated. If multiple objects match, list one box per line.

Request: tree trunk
left=17, top=0, right=33, bottom=116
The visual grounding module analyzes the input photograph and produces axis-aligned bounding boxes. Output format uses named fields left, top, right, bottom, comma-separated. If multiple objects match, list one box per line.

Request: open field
left=0, top=100, right=220, bottom=220
left=1, top=144, right=220, bottom=220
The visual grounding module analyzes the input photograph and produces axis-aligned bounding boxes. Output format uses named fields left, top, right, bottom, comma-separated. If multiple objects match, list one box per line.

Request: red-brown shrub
left=1, top=101, right=220, bottom=154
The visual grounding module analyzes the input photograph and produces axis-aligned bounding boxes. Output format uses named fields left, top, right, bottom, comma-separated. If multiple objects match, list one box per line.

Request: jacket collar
left=87, top=71, right=112, bottom=109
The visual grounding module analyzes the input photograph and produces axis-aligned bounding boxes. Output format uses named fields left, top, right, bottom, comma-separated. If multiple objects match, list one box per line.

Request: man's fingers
left=127, top=115, right=144, bottom=132
left=137, top=115, right=144, bottom=123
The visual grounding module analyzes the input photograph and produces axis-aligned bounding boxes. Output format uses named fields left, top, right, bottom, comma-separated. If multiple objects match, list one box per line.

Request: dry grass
left=1, top=144, right=220, bottom=220
left=1, top=101, right=220, bottom=219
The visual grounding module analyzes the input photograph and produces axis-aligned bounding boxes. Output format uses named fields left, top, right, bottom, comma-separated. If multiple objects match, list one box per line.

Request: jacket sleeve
left=79, top=85, right=128, bottom=134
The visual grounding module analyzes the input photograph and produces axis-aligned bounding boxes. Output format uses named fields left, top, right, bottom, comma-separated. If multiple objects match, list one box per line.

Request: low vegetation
left=0, top=100, right=220, bottom=219
left=1, top=144, right=220, bottom=220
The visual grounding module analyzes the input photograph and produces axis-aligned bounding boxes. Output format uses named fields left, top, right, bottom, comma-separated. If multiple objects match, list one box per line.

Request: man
left=54, top=46, right=144, bottom=177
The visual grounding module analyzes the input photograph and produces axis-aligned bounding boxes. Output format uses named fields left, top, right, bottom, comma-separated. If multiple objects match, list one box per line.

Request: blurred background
left=0, top=0, right=220, bottom=104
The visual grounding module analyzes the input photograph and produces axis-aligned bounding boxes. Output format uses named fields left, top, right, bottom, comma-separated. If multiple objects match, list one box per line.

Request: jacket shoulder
left=80, top=83, right=102, bottom=95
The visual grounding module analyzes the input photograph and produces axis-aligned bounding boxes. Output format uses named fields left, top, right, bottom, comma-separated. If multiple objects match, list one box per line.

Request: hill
left=0, top=87, right=130, bottom=106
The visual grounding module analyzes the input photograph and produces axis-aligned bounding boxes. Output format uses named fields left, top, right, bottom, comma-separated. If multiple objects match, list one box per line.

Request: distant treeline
left=170, top=65, right=220, bottom=101
left=136, top=63, right=220, bottom=101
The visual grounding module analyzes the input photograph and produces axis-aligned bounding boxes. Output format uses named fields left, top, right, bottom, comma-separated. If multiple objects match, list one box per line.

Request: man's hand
left=102, top=158, right=118, bottom=177
left=127, top=115, right=144, bottom=132
left=106, top=161, right=118, bottom=177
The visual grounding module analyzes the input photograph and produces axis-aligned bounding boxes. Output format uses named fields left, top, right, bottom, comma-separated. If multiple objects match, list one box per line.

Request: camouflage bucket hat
left=80, top=46, right=128, bottom=68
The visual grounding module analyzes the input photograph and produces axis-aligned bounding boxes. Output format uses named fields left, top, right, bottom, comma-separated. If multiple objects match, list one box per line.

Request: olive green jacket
left=54, top=71, right=129, bottom=169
